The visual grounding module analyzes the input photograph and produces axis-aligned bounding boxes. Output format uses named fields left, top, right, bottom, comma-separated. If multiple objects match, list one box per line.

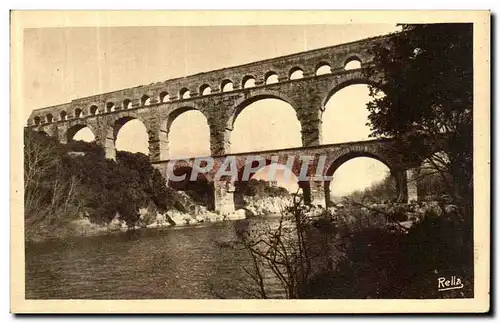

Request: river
left=25, top=218, right=287, bottom=299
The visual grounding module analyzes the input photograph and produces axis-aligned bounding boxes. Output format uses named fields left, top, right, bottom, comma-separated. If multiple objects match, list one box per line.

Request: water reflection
left=25, top=218, right=288, bottom=299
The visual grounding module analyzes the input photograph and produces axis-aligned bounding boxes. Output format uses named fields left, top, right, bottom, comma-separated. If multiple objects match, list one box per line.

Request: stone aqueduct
left=26, top=34, right=419, bottom=213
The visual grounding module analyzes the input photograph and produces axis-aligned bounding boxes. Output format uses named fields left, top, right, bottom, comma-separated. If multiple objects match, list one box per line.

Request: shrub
left=301, top=210, right=473, bottom=299
left=24, top=129, right=187, bottom=240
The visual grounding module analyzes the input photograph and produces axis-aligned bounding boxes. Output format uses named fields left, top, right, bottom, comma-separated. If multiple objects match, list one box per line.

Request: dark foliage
left=167, top=167, right=215, bottom=210
left=346, top=175, right=397, bottom=204
left=365, top=24, right=473, bottom=213
left=347, top=171, right=450, bottom=204
left=236, top=178, right=290, bottom=198
left=24, top=129, right=183, bottom=237
left=301, top=214, right=473, bottom=299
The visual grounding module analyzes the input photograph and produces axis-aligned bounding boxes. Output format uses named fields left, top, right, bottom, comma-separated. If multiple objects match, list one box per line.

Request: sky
left=24, top=24, right=400, bottom=196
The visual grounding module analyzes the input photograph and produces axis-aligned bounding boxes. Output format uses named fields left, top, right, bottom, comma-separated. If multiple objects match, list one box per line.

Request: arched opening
left=327, top=156, right=396, bottom=205
left=141, top=95, right=151, bottom=106
left=167, top=166, right=215, bottom=210
left=265, top=72, right=279, bottom=85
left=159, top=92, right=169, bottom=103
left=289, top=67, right=304, bottom=80
left=233, top=163, right=299, bottom=211
left=106, top=102, right=115, bottom=113
left=60, top=111, right=67, bottom=121
left=221, top=79, right=234, bottom=92
left=199, top=84, right=211, bottom=96
left=322, top=84, right=383, bottom=144
left=315, top=63, right=332, bottom=76
left=242, top=75, right=256, bottom=88
left=344, top=57, right=362, bottom=70
left=46, top=114, right=53, bottom=123
left=230, top=97, right=302, bottom=154
left=89, top=105, right=99, bottom=115
left=74, top=108, right=83, bottom=118
left=179, top=88, right=191, bottom=99
left=123, top=99, right=132, bottom=110
left=114, top=117, right=149, bottom=155
left=67, top=124, right=95, bottom=143
left=166, top=109, right=210, bottom=159
left=33, top=116, right=41, bottom=126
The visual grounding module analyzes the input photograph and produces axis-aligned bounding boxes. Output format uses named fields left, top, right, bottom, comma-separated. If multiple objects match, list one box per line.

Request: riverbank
left=25, top=193, right=455, bottom=243
left=25, top=195, right=296, bottom=243
left=25, top=209, right=241, bottom=244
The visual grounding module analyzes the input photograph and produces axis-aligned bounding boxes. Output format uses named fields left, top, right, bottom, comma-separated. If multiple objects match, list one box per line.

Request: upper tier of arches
left=28, top=35, right=386, bottom=125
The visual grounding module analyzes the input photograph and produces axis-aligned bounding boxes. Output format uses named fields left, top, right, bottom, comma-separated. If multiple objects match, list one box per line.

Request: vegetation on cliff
left=24, top=130, right=184, bottom=241
left=236, top=178, right=291, bottom=198
left=345, top=169, right=450, bottom=205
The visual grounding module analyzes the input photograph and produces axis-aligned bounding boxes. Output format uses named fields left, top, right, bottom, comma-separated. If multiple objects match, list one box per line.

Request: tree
left=347, top=175, right=397, bottom=204
left=226, top=194, right=338, bottom=299
left=365, top=24, right=473, bottom=215
left=24, top=130, right=81, bottom=235
left=24, top=130, right=184, bottom=240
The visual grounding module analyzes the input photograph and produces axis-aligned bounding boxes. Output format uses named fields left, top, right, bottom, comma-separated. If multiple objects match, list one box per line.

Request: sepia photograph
left=10, top=10, right=490, bottom=313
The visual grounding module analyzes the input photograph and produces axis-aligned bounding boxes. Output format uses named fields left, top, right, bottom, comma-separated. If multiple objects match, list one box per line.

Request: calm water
left=25, top=218, right=285, bottom=299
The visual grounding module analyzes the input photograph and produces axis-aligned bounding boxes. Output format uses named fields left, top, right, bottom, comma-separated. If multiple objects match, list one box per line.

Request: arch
left=89, top=105, right=99, bottom=115
left=161, top=106, right=204, bottom=135
left=242, top=75, right=256, bottom=88
left=226, top=91, right=300, bottom=131
left=60, top=111, right=67, bottom=121
left=74, top=108, right=83, bottom=118
left=315, top=62, right=332, bottom=75
left=324, top=150, right=403, bottom=205
left=114, top=116, right=149, bottom=154
left=325, top=149, right=394, bottom=179
left=229, top=94, right=302, bottom=154
left=199, top=84, right=212, bottom=96
left=33, top=116, right=41, bottom=126
left=112, top=115, right=147, bottom=139
left=179, top=88, right=191, bottom=99
left=163, top=107, right=210, bottom=159
left=289, top=67, right=304, bottom=80
left=329, top=157, right=396, bottom=204
left=264, top=71, right=279, bottom=85
left=159, top=91, right=170, bottom=103
left=72, top=127, right=95, bottom=142
left=66, top=123, right=95, bottom=142
left=344, top=56, right=362, bottom=70
left=106, top=102, right=115, bottom=113
left=321, top=74, right=382, bottom=109
left=141, top=95, right=151, bottom=106
left=122, top=99, right=132, bottom=110
left=322, top=82, right=381, bottom=144
left=46, top=114, right=53, bottom=123
left=221, top=79, right=234, bottom=92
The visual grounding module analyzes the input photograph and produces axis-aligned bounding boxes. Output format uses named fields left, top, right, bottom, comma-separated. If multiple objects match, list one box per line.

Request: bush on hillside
left=24, top=129, right=185, bottom=240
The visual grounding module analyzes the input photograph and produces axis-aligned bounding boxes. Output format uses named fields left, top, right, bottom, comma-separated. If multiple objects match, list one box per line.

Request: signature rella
left=438, top=276, right=464, bottom=292
left=165, top=155, right=334, bottom=182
